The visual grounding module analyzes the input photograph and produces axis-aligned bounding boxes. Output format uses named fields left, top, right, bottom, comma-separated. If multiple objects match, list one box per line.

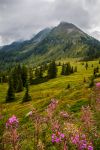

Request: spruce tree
left=6, top=77, right=15, bottom=103
left=29, top=68, right=33, bottom=85
left=91, top=64, right=93, bottom=67
left=85, top=62, right=88, bottom=70
left=12, top=65, right=23, bottom=92
left=89, top=76, right=94, bottom=88
left=22, top=79, right=31, bottom=102
left=61, top=64, right=65, bottom=75
left=16, top=74, right=23, bottom=92
left=71, top=66, right=74, bottom=73
left=48, top=61, right=57, bottom=79
left=67, top=83, right=70, bottom=89
left=65, top=63, right=71, bottom=75
left=74, top=66, right=77, bottom=72
left=35, top=67, right=43, bottom=79
left=21, top=65, right=28, bottom=87
left=83, top=77, right=86, bottom=83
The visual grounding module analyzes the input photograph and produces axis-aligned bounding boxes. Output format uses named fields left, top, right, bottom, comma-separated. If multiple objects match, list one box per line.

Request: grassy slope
left=0, top=59, right=100, bottom=120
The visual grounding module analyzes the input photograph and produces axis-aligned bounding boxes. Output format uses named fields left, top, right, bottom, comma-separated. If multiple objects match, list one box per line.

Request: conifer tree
left=16, top=74, right=23, bottom=92
left=91, top=64, right=93, bottom=67
left=22, top=79, right=31, bottom=102
left=83, top=77, right=86, bottom=82
left=29, top=68, right=33, bottom=85
left=35, top=67, right=43, bottom=79
left=89, top=76, right=94, bottom=87
left=67, top=83, right=70, bottom=89
left=21, top=65, right=28, bottom=87
left=48, top=61, right=57, bottom=79
left=6, top=77, right=15, bottom=102
left=85, top=62, right=88, bottom=70
left=61, top=64, right=65, bottom=75
left=74, top=66, right=77, bottom=72
left=12, top=65, right=23, bottom=92
left=71, top=66, right=74, bottom=73
left=65, top=63, right=71, bottom=75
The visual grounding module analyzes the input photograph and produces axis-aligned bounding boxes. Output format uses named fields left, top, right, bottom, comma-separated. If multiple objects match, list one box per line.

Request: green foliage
left=35, top=67, right=43, bottom=79
left=6, top=77, right=15, bottom=102
left=48, top=61, right=57, bottom=79
left=12, top=64, right=28, bottom=92
left=61, top=62, right=75, bottom=75
left=22, top=80, right=32, bottom=102
left=85, top=62, right=88, bottom=70
left=0, top=59, right=100, bottom=150
left=21, top=65, right=28, bottom=87
left=89, top=76, right=95, bottom=88
left=67, top=83, right=70, bottom=89
left=70, top=99, right=89, bottom=112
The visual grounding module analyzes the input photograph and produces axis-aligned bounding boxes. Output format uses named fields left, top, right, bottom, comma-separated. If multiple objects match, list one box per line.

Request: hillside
left=33, top=22, right=100, bottom=61
left=0, top=59, right=100, bottom=149
left=0, top=22, right=100, bottom=69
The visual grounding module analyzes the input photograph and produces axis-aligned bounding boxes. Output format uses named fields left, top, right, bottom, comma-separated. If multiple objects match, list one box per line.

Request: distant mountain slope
left=33, top=22, right=100, bottom=60
left=0, top=22, right=100, bottom=69
left=0, top=28, right=51, bottom=63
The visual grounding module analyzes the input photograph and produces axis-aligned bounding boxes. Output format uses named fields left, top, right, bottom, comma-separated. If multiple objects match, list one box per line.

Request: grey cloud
left=0, top=0, right=100, bottom=45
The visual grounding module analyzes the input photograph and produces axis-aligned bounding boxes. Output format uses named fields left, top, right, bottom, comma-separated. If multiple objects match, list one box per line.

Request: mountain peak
left=58, top=21, right=76, bottom=28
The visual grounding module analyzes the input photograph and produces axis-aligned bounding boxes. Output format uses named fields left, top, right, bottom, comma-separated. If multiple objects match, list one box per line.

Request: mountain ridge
left=0, top=21, right=100, bottom=69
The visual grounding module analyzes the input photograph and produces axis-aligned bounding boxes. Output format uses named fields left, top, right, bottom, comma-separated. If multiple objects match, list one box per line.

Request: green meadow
left=0, top=59, right=100, bottom=119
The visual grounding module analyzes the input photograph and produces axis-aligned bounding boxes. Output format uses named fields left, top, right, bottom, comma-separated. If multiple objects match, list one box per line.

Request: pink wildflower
left=71, top=133, right=93, bottom=150
left=88, top=145, right=93, bottom=150
left=96, top=82, right=100, bottom=88
left=6, top=115, right=18, bottom=128
left=51, top=132, right=65, bottom=143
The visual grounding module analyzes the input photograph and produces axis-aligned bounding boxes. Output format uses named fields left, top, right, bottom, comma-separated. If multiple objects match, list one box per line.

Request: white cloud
left=0, top=36, right=3, bottom=46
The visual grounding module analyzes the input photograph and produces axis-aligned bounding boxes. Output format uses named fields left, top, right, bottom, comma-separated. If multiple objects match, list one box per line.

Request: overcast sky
left=0, top=0, right=100, bottom=46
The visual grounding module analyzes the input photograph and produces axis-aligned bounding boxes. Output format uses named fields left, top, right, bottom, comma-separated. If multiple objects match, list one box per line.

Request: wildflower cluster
left=96, top=82, right=100, bottom=88
left=81, top=106, right=94, bottom=131
left=46, top=99, right=58, bottom=119
left=52, top=131, right=65, bottom=143
left=71, top=133, right=93, bottom=150
left=5, top=115, right=19, bottom=150
left=6, top=115, right=19, bottom=128
left=4, top=82, right=100, bottom=150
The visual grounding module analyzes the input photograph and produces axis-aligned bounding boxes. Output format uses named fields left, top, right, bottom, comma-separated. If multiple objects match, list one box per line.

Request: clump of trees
left=61, top=62, right=77, bottom=76
left=48, top=61, right=57, bottom=79
left=12, top=64, right=28, bottom=92
left=6, top=64, right=32, bottom=103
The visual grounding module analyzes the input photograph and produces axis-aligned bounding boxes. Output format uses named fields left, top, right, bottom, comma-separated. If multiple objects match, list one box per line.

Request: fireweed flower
left=52, top=131, right=65, bottom=143
left=71, top=133, right=93, bottom=150
left=52, top=120, right=60, bottom=131
left=96, top=82, right=100, bottom=88
left=46, top=99, right=58, bottom=118
left=6, top=115, right=19, bottom=128
left=81, top=106, right=94, bottom=130
left=88, top=145, right=93, bottom=150
left=6, top=115, right=19, bottom=150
